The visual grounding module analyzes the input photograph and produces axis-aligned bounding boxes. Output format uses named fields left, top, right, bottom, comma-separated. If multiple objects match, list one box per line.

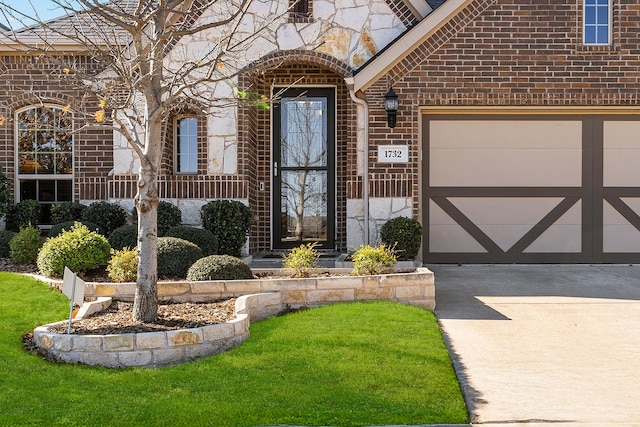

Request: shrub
left=282, top=242, right=320, bottom=278
left=164, top=225, right=217, bottom=256
left=157, top=237, right=203, bottom=280
left=0, top=170, right=9, bottom=220
left=50, top=202, right=87, bottom=224
left=187, top=254, right=253, bottom=281
left=131, top=200, right=182, bottom=236
left=380, top=216, right=422, bottom=260
left=200, top=200, right=253, bottom=257
left=9, top=226, right=43, bottom=264
left=37, top=222, right=111, bottom=278
left=107, top=247, right=138, bottom=282
left=350, top=244, right=397, bottom=276
left=0, top=230, right=17, bottom=258
left=108, top=225, right=138, bottom=250
left=81, top=201, right=127, bottom=236
left=48, top=220, right=102, bottom=238
left=5, top=199, right=40, bottom=231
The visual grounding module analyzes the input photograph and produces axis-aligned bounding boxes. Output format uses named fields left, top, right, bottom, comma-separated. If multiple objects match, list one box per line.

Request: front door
left=272, top=88, right=335, bottom=249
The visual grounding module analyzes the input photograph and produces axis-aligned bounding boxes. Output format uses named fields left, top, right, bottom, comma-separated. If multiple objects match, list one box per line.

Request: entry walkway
left=429, top=264, right=640, bottom=426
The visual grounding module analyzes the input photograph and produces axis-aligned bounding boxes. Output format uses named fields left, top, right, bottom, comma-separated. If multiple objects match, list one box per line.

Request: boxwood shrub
left=379, top=216, right=422, bottom=260
left=157, top=237, right=203, bottom=280
left=131, top=200, right=182, bottom=236
left=81, top=201, right=127, bottom=236
left=50, top=202, right=87, bottom=224
left=48, top=220, right=102, bottom=238
left=187, top=254, right=253, bottom=281
left=37, top=222, right=111, bottom=278
left=165, top=225, right=217, bottom=256
left=5, top=199, right=40, bottom=232
left=0, top=230, right=17, bottom=258
left=9, top=226, right=43, bottom=264
left=200, top=200, right=253, bottom=257
left=108, top=224, right=138, bottom=250
left=107, top=247, right=138, bottom=283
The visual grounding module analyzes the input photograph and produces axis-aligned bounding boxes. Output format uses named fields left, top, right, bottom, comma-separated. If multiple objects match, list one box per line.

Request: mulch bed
left=2, top=257, right=237, bottom=335
left=47, top=299, right=237, bottom=335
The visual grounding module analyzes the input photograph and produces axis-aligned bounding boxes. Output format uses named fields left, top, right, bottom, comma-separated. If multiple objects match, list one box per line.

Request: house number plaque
left=377, top=145, right=408, bottom=163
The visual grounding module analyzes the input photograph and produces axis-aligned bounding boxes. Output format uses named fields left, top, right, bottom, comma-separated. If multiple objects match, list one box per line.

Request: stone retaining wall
left=83, top=268, right=435, bottom=309
left=34, top=292, right=283, bottom=368
left=34, top=268, right=435, bottom=368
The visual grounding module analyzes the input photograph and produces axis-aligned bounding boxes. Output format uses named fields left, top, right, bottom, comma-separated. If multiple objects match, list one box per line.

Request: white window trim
left=174, top=115, right=199, bottom=174
left=14, top=104, right=74, bottom=204
left=583, top=0, right=612, bottom=46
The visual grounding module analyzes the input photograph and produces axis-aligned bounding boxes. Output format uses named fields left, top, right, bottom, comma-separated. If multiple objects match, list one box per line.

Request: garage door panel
left=430, top=120, right=582, bottom=149
left=522, top=224, right=582, bottom=253
left=603, top=150, right=640, bottom=187
left=429, top=200, right=487, bottom=252
left=430, top=147, right=582, bottom=187
left=448, top=197, right=564, bottom=225
left=522, top=202, right=582, bottom=253
left=602, top=199, right=640, bottom=252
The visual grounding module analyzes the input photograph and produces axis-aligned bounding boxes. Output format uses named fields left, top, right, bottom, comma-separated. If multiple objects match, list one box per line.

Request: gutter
left=345, top=78, right=370, bottom=245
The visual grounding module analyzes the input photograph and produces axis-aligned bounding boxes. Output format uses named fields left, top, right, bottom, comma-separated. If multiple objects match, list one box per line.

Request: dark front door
left=273, top=88, right=335, bottom=249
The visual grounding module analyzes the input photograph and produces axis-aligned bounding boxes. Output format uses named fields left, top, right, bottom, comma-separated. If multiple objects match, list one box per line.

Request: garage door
left=423, top=114, right=640, bottom=263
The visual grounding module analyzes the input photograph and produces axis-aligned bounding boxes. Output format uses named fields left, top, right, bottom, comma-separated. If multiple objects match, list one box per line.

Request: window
left=584, top=0, right=611, bottom=45
left=176, top=117, right=198, bottom=173
left=16, top=106, right=73, bottom=224
left=288, top=0, right=312, bottom=22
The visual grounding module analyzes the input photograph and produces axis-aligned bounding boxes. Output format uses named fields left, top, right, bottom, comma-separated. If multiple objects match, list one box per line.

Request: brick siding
left=0, top=54, right=112, bottom=203
left=366, top=0, right=640, bottom=218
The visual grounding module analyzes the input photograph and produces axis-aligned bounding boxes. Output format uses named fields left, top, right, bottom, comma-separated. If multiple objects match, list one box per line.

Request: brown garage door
left=422, top=113, right=640, bottom=263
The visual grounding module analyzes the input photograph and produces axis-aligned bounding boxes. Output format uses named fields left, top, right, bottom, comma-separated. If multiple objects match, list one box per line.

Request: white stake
left=67, top=272, right=77, bottom=335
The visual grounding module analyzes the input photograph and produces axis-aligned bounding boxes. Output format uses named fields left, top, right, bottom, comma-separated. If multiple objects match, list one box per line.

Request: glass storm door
left=273, top=88, right=335, bottom=249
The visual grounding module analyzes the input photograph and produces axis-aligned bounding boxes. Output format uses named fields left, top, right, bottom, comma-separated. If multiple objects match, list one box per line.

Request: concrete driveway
left=428, top=264, right=640, bottom=426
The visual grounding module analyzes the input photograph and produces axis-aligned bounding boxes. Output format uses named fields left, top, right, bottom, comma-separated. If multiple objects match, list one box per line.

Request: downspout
left=345, top=78, right=370, bottom=245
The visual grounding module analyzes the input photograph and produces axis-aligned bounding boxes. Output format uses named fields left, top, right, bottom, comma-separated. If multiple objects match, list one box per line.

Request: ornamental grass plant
left=0, top=272, right=468, bottom=426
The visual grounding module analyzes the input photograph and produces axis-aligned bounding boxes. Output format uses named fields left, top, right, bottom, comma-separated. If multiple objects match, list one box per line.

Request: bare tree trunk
left=133, top=161, right=159, bottom=322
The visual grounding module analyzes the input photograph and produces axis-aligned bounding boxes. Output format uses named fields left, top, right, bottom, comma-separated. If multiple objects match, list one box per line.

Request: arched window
left=175, top=116, right=198, bottom=174
left=15, top=105, right=73, bottom=225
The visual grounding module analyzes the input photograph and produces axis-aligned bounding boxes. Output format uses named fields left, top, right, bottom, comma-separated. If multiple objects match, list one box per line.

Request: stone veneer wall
left=34, top=268, right=434, bottom=368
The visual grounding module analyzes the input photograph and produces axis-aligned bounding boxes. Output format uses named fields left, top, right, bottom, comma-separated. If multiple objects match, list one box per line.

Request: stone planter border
left=34, top=268, right=435, bottom=368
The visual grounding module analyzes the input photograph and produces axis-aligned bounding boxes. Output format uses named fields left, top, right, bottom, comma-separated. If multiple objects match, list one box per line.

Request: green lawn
left=0, top=271, right=468, bottom=426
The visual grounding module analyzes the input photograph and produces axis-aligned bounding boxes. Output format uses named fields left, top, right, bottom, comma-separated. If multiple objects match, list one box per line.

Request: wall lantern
left=384, top=87, right=398, bottom=128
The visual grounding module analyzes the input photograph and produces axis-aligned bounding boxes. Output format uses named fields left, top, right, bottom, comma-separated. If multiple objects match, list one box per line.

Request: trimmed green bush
left=200, top=200, right=253, bottom=257
left=81, top=201, right=127, bottom=236
left=50, top=202, right=87, bottom=224
left=107, top=247, right=138, bottom=282
left=350, top=244, right=397, bottom=276
left=0, top=170, right=9, bottom=220
left=0, top=230, right=17, bottom=258
left=165, top=225, right=217, bottom=256
left=187, top=254, right=253, bottom=281
left=282, top=242, right=320, bottom=278
left=48, top=220, right=102, bottom=238
left=5, top=199, right=40, bottom=231
left=131, top=200, right=182, bottom=236
left=157, top=237, right=203, bottom=280
left=9, top=226, right=42, bottom=264
left=380, top=216, right=422, bottom=260
left=108, top=225, right=138, bottom=250
left=37, top=222, right=111, bottom=278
